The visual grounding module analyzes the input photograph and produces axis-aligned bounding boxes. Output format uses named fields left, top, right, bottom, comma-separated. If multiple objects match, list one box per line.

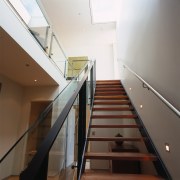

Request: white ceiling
left=0, top=27, right=58, bottom=86
left=40, top=0, right=116, bottom=36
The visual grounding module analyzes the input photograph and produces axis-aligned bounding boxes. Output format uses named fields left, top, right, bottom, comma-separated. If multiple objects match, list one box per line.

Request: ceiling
left=0, top=27, right=58, bottom=86
left=40, top=0, right=116, bottom=36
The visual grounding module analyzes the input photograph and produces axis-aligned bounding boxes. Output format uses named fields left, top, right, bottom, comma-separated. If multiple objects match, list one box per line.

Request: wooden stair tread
left=95, top=92, right=126, bottom=96
left=87, top=137, right=145, bottom=141
left=94, top=95, right=128, bottom=100
left=96, top=81, right=121, bottom=85
left=96, top=80, right=120, bottom=82
left=96, top=85, right=122, bottom=88
left=81, top=172, right=164, bottom=180
left=90, top=124, right=140, bottom=128
left=93, top=107, right=133, bottom=111
left=96, top=88, right=124, bottom=91
left=92, top=115, right=137, bottom=119
left=85, top=152, right=157, bottom=161
left=94, top=101, right=131, bottom=105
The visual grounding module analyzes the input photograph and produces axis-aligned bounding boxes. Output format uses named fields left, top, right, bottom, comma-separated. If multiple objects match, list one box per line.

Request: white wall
left=0, top=74, right=60, bottom=179
left=0, top=75, right=23, bottom=159
left=117, top=1, right=180, bottom=179
left=0, top=75, right=23, bottom=179
left=59, top=24, right=116, bottom=80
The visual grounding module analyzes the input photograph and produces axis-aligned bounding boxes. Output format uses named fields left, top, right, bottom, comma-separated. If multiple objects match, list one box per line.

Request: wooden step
left=90, top=124, right=140, bottom=128
left=87, top=137, right=145, bottom=142
left=92, top=107, right=133, bottom=111
left=94, top=95, right=128, bottom=100
left=81, top=172, right=164, bottom=180
left=94, top=101, right=131, bottom=105
left=96, top=84, right=122, bottom=88
left=95, top=91, right=126, bottom=96
left=96, top=80, right=120, bottom=84
left=96, top=80, right=120, bottom=82
left=96, top=88, right=124, bottom=91
left=85, top=152, right=157, bottom=161
left=92, top=115, right=137, bottom=119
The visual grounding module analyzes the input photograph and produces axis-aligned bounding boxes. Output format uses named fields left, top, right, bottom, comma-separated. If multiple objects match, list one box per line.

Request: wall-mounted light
left=165, top=143, right=170, bottom=152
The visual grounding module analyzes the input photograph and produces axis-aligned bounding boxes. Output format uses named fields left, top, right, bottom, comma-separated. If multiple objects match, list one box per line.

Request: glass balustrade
left=7, top=0, right=69, bottom=77
left=0, top=61, right=95, bottom=180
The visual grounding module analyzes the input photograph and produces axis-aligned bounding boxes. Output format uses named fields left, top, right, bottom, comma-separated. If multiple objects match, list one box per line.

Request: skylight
left=20, top=0, right=43, bottom=17
left=90, top=0, right=120, bottom=23
left=9, top=0, right=48, bottom=27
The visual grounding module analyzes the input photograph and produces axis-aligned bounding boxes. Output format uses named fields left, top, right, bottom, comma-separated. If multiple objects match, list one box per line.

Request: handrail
left=20, top=61, right=94, bottom=179
left=0, top=60, right=93, bottom=163
left=123, top=64, right=180, bottom=117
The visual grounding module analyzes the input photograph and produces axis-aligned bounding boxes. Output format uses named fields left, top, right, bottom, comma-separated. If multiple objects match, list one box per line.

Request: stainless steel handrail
left=123, top=64, right=180, bottom=117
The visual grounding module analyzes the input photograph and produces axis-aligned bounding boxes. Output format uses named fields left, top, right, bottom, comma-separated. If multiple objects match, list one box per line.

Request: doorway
left=25, top=101, right=52, bottom=166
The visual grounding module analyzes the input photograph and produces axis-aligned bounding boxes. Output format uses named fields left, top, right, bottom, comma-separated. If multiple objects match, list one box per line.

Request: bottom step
left=81, top=172, right=164, bottom=180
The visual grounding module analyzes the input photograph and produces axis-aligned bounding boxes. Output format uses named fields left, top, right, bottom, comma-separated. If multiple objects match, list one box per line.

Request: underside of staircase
left=81, top=80, right=165, bottom=180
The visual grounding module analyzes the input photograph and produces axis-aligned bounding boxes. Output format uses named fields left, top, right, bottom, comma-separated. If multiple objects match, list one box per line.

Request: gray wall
left=117, top=1, right=180, bottom=179
left=117, top=0, right=180, bottom=110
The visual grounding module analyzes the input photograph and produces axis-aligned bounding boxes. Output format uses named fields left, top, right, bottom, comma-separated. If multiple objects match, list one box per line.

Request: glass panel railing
left=48, top=117, right=68, bottom=178
left=21, top=61, right=95, bottom=179
left=29, top=26, right=49, bottom=50
left=48, top=96, right=79, bottom=179
left=49, top=34, right=67, bottom=76
left=67, top=60, right=89, bottom=79
left=7, top=0, right=68, bottom=77
left=0, top=61, right=95, bottom=179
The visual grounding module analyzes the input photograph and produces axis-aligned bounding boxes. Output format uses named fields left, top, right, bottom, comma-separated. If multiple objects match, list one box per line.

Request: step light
left=140, top=105, right=143, bottom=109
left=165, top=143, right=170, bottom=152
left=129, top=88, right=132, bottom=91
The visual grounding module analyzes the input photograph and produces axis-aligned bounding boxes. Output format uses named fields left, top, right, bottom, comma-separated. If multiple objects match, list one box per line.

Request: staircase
left=81, top=80, right=164, bottom=180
